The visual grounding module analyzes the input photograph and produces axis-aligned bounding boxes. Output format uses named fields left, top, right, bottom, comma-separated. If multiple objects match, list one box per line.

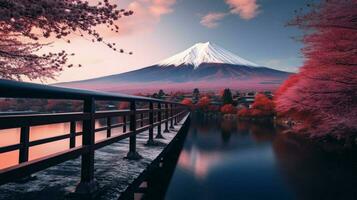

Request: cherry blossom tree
left=275, top=0, right=357, bottom=138
left=0, top=0, right=133, bottom=81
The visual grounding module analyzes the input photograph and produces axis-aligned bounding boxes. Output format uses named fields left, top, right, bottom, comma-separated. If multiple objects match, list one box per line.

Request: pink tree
left=0, top=0, right=132, bottom=81
left=275, top=0, right=357, bottom=138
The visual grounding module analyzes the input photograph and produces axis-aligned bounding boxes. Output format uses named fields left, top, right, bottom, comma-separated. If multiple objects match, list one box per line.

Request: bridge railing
left=0, top=80, right=189, bottom=193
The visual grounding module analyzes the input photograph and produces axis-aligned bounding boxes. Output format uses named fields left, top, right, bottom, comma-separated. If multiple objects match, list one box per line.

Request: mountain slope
left=59, top=42, right=292, bottom=93
left=157, top=42, right=258, bottom=68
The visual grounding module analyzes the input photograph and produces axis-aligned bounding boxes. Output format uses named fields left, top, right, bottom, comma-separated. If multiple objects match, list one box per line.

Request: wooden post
left=164, top=103, right=170, bottom=133
left=140, top=113, right=144, bottom=127
left=70, top=121, right=76, bottom=148
left=123, top=116, right=127, bottom=133
left=126, top=101, right=142, bottom=160
left=174, top=104, right=178, bottom=125
left=19, top=126, right=30, bottom=164
left=76, top=97, right=97, bottom=195
left=170, top=104, right=174, bottom=129
left=106, top=117, right=111, bottom=138
left=147, top=102, right=155, bottom=145
left=156, top=103, right=164, bottom=139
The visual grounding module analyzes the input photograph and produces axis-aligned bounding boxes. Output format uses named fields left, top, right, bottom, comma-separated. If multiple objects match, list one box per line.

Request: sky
left=43, top=0, right=310, bottom=84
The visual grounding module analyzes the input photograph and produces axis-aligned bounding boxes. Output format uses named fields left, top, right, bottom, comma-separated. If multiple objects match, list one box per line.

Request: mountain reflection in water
left=165, top=115, right=357, bottom=200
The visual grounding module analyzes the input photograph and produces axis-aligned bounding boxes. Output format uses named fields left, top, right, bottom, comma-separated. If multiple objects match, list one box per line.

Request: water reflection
left=273, top=134, right=357, bottom=200
left=165, top=116, right=357, bottom=200
left=0, top=118, right=126, bottom=170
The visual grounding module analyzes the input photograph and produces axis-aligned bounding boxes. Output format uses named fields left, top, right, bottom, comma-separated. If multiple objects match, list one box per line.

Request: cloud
left=200, top=12, right=228, bottom=28
left=200, top=0, right=260, bottom=29
left=85, top=0, right=176, bottom=36
left=114, top=0, right=176, bottom=35
left=225, top=0, right=260, bottom=20
left=149, top=0, right=176, bottom=16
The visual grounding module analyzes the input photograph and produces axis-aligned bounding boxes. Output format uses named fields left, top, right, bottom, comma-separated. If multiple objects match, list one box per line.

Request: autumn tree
left=250, top=93, right=275, bottom=117
left=181, top=98, right=193, bottom=109
left=275, top=0, right=357, bottom=138
left=197, top=96, right=211, bottom=111
left=237, top=93, right=275, bottom=118
left=0, top=0, right=133, bottom=81
left=237, top=108, right=250, bottom=118
left=220, top=104, right=236, bottom=114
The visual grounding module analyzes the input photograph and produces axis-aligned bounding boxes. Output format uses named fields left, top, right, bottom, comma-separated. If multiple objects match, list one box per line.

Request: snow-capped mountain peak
left=157, top=42, right=259, bottom=68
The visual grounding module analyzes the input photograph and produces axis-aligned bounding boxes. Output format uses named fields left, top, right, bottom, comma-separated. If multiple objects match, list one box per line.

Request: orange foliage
left=220, top=104, right=236, bottom=114
left=181, top=98, right=193, bottom=106
left=238, top=93, right=275, bottom=118
left=237, top=108, right=250, bottom=117
left=251, top=93, right=275, bottom=116
left=197, top=96, right=211, bottom=110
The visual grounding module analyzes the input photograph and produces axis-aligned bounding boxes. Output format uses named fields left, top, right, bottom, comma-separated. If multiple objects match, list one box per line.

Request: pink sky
left=38, top=0, right=178, bottom=84
left=33, top=0, right=303, bottom=84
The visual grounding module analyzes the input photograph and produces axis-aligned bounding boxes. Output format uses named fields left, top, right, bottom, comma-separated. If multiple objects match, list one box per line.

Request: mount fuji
left=157, top=42, right=258, bottom=68
left=59, top=42, right=291, bottom=93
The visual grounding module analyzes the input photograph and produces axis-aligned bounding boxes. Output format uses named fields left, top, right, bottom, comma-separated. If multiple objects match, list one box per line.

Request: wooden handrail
left=0, top=80, right=190, bottom=195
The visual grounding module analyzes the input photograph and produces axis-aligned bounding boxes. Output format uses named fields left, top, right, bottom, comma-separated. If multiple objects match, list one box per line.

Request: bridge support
left=75, top=97, right=98, bottom=197
left=156, top=103, right=164, bottom=139
left=174, top=105, right=178, bottom=126
left=123, top=116, right=127, bottom=133
left=164, top=104, right=170, bottom=133
left=106, top=117, right=111, bottom=138
left=147, top=102, right=156, bottom=146
left=69, top=121, right=76, bottom=148
left=170, top=104, right=175, bottom=129
left=19, top=126, right=30, bottom=164
left=126, top=101, right=142, bottom=160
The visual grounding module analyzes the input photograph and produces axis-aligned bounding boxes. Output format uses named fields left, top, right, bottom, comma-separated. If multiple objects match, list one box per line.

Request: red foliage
left=275, top=0, right=357, bottom=137
left=237, top=108, right=250, bottom=117
left=238, top=93, right=275, bottom=118
left=118, top=102, right=129, bottom=110
left=274, top=74, right=300, bottom=99
left=220, top=104, right=236, bottom=114
left=251, top=94, right=275, bottom=116
left=197, top=96, right=211, bottom=110
left=181, top=98, right=193, bottom=108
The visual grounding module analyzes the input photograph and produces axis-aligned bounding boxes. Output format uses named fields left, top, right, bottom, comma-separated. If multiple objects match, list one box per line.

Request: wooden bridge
left=0, top=80, right=190, bottom=199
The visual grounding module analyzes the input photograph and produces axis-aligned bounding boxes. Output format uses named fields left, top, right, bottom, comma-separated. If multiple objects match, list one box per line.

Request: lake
left=0, top=119, right=124, bottom=169
left=1, top=114, right=357, bottom=200
left=165, top=115, right=357, bottom=200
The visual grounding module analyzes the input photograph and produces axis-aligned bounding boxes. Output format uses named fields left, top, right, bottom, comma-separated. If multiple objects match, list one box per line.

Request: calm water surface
left=165, top=115, right=357, bottom=200
left=0, top=119, right=123, bottom=169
